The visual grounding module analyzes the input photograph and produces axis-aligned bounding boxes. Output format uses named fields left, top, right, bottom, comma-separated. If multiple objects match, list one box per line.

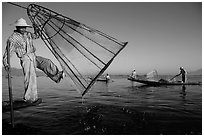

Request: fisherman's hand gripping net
left=27, top=4, right=127, bottom=96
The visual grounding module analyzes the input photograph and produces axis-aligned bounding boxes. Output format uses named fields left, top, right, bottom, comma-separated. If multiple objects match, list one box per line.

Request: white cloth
left=20, top=53, right=38, bottom=102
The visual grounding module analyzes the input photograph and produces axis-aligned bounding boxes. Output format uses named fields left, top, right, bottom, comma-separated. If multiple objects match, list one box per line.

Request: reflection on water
left=2, top=75, right=202, bottom=135
left=180, top=85, right=186, bottom=99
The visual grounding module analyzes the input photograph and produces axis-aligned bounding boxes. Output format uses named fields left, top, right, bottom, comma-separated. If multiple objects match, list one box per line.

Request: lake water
left=2, top=75, right=202, bottom=135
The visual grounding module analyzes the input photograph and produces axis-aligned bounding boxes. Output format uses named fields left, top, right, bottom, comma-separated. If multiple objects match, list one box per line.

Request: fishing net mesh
left=27, top=4, right=127, bottom=96
left=146, top=70, right=159, bottom=81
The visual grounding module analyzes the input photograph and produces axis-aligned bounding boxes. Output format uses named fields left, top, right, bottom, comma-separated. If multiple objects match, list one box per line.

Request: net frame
left=27, top=4, right=128, bottom=96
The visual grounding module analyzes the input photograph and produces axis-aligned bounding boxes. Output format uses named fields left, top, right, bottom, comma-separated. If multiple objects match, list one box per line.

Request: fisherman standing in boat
left=171, top=67, right=187, bottom=83
left=3, top=18, right=65, bottom=103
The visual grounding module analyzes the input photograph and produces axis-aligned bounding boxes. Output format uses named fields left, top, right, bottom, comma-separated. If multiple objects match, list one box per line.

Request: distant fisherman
left=171, top=67, right=187, bottom=83
left=3, top=18, right=65, bottom=102
left=106, top=73, right=111, bottom=81
left=131, top=70, right=137, bottom=79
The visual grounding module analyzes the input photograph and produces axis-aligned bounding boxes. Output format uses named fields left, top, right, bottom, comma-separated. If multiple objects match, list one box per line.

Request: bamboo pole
left=7, top=44, right=15, bottom=128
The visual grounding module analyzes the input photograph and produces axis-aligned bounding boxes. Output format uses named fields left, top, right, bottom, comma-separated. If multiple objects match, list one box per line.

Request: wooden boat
left=128, top=77, right=201, bottom=86
left=2, top=98, right=42, bottom=112
left=96, top=78, right=109, bottom=82
left=89, top=77, right=110, bottom=82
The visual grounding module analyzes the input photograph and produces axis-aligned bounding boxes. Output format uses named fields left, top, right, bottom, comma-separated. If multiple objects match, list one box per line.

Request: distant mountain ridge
left=188, top=69, right=202, bottom=75
left=2, top=67, right=202, bottom=77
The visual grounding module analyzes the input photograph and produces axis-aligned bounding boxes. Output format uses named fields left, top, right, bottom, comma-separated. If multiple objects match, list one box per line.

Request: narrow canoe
left=128, top=77, right=201, bottom=86
left=2, top=98, right=42, bottom=112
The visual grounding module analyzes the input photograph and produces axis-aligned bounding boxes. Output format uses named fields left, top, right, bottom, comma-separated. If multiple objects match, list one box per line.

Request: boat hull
left=128, top=77, right=201, bottom=86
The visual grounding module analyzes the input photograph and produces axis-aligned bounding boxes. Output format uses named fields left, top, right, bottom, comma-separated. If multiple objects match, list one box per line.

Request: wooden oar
left=170, top=75, right=177, bottom=81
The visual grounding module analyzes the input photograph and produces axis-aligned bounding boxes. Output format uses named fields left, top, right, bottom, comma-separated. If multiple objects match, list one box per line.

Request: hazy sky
left=2, top=2, right=202, bottom=74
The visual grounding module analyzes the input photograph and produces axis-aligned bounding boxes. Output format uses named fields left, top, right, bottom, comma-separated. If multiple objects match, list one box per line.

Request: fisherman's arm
left=3, top=39, right=15, bottom=71
left=27, top=24, right=40, bottom=53
left=174, top=71, right=182, bottom=78
left=31, top=23, right=41, bottom=39
left=170, top=71, right=181, bottom=80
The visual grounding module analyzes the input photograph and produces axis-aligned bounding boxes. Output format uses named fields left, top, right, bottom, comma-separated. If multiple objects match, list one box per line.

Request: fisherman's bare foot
left=56, top=71, right=65, bottom=83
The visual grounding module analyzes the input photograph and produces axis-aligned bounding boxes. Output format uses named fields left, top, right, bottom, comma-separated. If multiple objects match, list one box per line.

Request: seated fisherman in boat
left=131, top=70, right=137, bottom=79
left=106, top=73, right=111, bottom=81
left=171, top=67, right=187, bottom=83
left=3, top=18, right=65, bottom=103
